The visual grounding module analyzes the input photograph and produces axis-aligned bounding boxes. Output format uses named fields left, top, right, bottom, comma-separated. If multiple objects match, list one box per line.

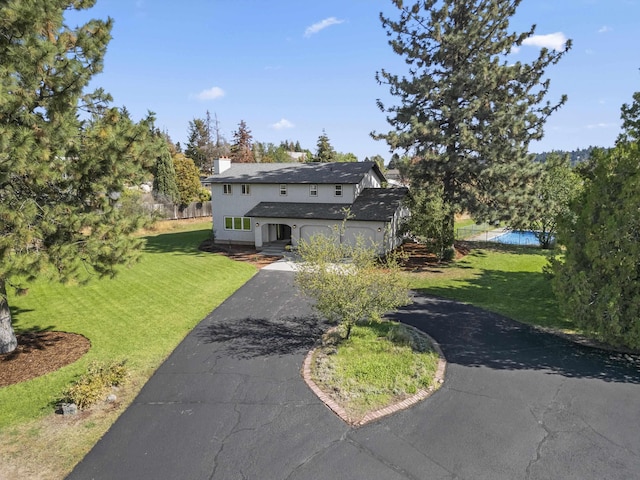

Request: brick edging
left=301, top=326, right=447, bottom=427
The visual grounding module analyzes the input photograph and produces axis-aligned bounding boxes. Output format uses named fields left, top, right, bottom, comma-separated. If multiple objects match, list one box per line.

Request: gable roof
left=205, top=161, right=385, bottom=185
left=244, top=187, right=408, bottom=222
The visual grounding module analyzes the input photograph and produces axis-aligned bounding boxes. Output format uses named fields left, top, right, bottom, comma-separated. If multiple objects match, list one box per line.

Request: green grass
left=0, top=221, right=256, bottom=430
left=312, top=321, right=440, bottom=420
left=408, top=244, right=575, bottom=332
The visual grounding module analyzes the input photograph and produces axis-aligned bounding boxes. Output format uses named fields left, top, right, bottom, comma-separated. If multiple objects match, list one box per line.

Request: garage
left=344, top=226, right=377, bottom=249
left=300, top=225, right=333, bottom=244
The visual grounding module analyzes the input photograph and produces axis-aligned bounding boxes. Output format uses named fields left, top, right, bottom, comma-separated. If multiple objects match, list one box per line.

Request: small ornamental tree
left=552, top=92, right=640, bottom=349
left=295, top=224, right=410, bottom=340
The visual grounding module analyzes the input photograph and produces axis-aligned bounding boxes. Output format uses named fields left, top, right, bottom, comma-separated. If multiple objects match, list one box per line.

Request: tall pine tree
left=374, top=0, right=571, bottom=248
left=230, top=120, right=254, bottom=163
left=0, top=0, right=161, bottom=353
left=314, top=129, right=336, bottom=163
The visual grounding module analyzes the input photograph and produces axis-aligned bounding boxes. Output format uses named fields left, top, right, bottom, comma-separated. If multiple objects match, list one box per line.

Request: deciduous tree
left=295, top=224, right=410, bottom=340
left=511, top=153, right=580, bottom=248
left=374, top=0, right=571, bottom=249
left=0, top=0, right=161, bottom=353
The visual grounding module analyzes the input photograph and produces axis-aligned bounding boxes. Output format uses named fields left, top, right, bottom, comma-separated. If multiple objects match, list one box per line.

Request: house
left=206, top=159, right=409, bottom=253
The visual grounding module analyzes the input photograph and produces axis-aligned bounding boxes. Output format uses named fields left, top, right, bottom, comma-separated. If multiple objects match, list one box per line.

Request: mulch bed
left=198, top=238, right=282, bottom=268
left=0, top=331, right=90, bottom=387
left=396, top=241, right=470, bottom=272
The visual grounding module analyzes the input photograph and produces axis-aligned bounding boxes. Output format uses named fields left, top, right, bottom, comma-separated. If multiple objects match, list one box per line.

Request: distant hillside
left=533, top=146, right=601, bottom=165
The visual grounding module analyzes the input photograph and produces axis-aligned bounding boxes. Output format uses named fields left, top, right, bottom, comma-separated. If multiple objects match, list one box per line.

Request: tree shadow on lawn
left=398, top=269, right=640, bottom=384
left=141, top=229, right=212, bottom=256
left=196, top=315, right=327, bottom=359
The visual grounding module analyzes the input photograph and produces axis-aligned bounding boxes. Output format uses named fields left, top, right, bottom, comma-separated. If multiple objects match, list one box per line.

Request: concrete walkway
left=68, top=271, right=640, bottom=480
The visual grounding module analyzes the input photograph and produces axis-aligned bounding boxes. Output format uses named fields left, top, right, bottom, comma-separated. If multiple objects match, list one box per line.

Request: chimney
left=213, top=157, right=231, bottom=174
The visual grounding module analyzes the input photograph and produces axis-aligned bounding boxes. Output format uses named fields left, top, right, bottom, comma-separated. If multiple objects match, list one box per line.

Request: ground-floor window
left=224, top=216, right=252, bottom=231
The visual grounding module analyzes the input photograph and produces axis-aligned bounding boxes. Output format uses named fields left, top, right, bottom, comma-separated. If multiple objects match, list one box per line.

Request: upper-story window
left=223, top=184, right=232, bottom=195
left=309, top=184, right=318, bottom=197
left=280, top=184, right=287, bottom=196
left=334, top=184, right=343, bottom=197
left=241, top=184, right=251, bottom=195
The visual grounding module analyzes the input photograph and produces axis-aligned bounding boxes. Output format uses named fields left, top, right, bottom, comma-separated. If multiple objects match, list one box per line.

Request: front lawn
left=0, top=221, right=256, bottom=477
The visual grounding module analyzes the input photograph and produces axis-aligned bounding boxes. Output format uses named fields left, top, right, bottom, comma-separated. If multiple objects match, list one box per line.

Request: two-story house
left=206, top=159, right=408, bottom=253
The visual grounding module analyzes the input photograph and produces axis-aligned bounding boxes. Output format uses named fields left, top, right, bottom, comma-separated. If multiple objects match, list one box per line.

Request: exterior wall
left=355, top=171, right=381, bottom=198
left=212, top=182, right=355, bottom=244
left=211, top=183, right=257, bottom=244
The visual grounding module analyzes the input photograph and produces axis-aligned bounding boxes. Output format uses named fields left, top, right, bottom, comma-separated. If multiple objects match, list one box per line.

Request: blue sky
left=68, top=0, right=640, bottom=161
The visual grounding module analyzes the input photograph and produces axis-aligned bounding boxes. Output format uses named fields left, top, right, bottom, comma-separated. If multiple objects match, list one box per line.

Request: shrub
left=61, top=360, right=128, bottom=410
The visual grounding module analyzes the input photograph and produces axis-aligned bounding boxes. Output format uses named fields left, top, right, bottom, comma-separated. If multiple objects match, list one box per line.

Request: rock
left=106, top=394, right=117, bottom=403
left=58, top=403, right=78, bottom=415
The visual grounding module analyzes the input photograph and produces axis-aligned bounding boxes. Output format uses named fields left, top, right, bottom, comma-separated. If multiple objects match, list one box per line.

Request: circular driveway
left=68, top=270, right=640, bottom=480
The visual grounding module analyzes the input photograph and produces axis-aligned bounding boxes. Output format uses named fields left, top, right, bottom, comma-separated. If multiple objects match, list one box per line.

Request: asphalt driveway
left=68, top=270, right=640, bottom=480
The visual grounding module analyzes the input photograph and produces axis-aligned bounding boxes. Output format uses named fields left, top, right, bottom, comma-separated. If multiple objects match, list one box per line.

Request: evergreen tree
left=315, top=129, right=336, bottom=162
left=173, top=153, right=205, bottom=206
left=153, top=147, right=180, bottom=204
left=374, top=0, right=571, bottom=250
left=552, top=92, right=640, bottom=349
left=230, top=120, right=254, bottom=163
left=185, top=117, right=210, bottom=171
left=0, top=0, right=161, bottom=353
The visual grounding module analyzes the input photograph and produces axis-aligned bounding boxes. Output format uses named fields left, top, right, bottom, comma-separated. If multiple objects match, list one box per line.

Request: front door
left=277, top=224, right=292, bottom=241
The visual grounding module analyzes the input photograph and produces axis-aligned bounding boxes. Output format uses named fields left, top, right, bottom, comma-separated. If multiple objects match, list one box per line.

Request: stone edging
left=301, top=325, right=447, bottom=427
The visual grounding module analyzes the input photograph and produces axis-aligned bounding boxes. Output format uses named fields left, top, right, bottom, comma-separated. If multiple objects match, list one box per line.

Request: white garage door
left=344, top=227, right=376, bottom=248
left=300, top=225, right=332, bottom=244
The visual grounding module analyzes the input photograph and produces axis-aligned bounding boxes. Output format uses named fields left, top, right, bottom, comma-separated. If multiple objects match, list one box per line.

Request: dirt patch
left=198, top=238, right=282, bottom=269
left=396, top=242, right=470, bottom=272
left=0, top=331, right=90, bottom=387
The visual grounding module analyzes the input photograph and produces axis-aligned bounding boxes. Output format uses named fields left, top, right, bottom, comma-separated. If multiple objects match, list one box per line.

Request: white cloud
left=522, top=32, right=568, bottom=50
left=598, top=25, right=612, bottom=33
left=304, top=17, right=344, bottom=37
left=193, top=86, right=225, bottom=101
left=587, top=122, right=617, bottom=129
left=271, top=118, right=294, bottom=130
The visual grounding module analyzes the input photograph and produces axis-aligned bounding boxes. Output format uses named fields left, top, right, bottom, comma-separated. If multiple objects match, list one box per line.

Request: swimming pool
left=492, top=230, right=546, bottom=246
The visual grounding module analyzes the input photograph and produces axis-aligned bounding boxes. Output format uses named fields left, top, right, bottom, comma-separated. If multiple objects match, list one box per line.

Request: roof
left=205, top=161, right=385, bottom=185
left=245, top=187, right=408, bottom=222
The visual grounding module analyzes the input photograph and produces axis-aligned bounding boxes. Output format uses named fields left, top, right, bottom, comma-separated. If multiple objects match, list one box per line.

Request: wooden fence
left=150, top=201, right=212, bottom=220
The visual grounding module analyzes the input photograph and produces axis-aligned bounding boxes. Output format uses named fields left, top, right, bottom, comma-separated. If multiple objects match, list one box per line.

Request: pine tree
left=0, top=0, right=162, bottom=353
left=315, top=129, right=336, bottom=162
left=230, top=120, right=254, bottom=163
left=153, top=147, right=180, bottom=204
left=374, top=0, right=571, bottom=248
left=185, top=117, right=210, bottom=171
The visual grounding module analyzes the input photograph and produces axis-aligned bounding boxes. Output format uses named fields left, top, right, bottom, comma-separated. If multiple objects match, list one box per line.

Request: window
left=334, top=184, right=343, bottom=197
left=223, top=184, right=232, bottom=195
left=280, top=184, right=287, bottom=196
left=309, top=184, right=318, bottom=197
left=224, top=216, right=252, bottom=231
left=241, top=184, right=250, bottom=195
